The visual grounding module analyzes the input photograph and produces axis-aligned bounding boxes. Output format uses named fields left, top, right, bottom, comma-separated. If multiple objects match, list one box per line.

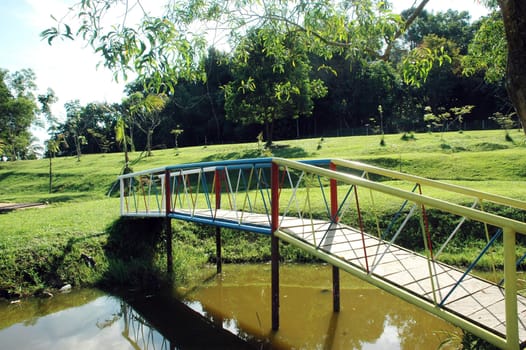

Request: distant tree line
left=0, top=8, right=517, bottom=160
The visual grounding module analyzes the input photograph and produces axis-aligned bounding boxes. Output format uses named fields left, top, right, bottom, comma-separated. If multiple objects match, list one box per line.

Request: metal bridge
left=118, top=157, right=526, bottom=350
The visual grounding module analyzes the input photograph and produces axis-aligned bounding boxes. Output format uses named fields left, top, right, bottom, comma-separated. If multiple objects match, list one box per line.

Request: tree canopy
left=34, top=0, right=526, bottom=152
left=41, top=0, right=405, bottom=90
left=0, top=69, right=39, bottom=160
left=223, top=28, right=327, bottom=145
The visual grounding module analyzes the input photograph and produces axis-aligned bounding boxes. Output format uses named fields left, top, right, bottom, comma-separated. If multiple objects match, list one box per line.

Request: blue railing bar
left=215, top=163, right=271, bottom=172
left=300, top=159, right=331, bottom=166
left=118, top=158, right=331, bottom=181
left=119, top=165, right=171, bottom=179
left=166, top=157, right=273, bottom=172
left=168, top=212, right=272, bottom=235
left=439, top=229, right=503, bottom=307
left=217, top=159, right=330, bottom=172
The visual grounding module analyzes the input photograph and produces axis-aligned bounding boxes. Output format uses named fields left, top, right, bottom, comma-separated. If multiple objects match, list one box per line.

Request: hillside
left=0, top=129, right=525, bottom=297
left=1, top=129, right=525, bottom=203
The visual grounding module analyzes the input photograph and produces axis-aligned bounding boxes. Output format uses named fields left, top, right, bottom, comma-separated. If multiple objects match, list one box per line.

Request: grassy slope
left=0, top=129, right=525, bottom=296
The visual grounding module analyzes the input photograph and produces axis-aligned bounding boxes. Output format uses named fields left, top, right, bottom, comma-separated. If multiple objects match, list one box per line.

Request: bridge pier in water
left=216, top=227, right=222, bottom=274
left=165, top=218, right=173, bottom=276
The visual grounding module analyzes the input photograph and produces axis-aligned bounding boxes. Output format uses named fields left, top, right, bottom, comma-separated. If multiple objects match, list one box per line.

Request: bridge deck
left=126, top=207, right=526, bottom=345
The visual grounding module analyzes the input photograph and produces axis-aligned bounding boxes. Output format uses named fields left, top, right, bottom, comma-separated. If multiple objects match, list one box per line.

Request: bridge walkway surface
left=118, top=157, right=526, bottom=350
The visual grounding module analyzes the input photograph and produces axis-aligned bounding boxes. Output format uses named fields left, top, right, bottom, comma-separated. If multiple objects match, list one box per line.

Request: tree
left=38, top=88, right=63, bottom=192
left=41, top=0, right=410, bottom=96
left=170, top=126, right=184, bottom=149
left=42, top=0, right=526, bottom=135
left=498, top=0, right=526, bottom=132
left=403, top=9, right=475, bottom=53
left=83, top=103, right=119, bottom=154
left=125, top=92, right=167, bottom=156
left=63, top=100, right=87, bottom=161
left=115, top=116, right=131, bottom=173
left=460, top=1, right=526, bottom=133
left=223, top=28, right=327, bottom=146
left=0, top=69, right=39, bottom=160
left=462, top=12, right=506, bottom=84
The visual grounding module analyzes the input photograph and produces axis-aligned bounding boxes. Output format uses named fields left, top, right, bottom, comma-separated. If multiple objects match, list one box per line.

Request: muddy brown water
left=0, top=264, right=461, bottom=349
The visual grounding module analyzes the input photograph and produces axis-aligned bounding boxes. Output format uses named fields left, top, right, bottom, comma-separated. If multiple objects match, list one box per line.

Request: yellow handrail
left=273, top=158, right=526, bottom=235
left=332, top=159, right=526, bottom=211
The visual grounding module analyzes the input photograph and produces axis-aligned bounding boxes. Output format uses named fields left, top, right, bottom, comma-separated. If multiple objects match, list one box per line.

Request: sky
left=0, top=0, right=490, bottom=142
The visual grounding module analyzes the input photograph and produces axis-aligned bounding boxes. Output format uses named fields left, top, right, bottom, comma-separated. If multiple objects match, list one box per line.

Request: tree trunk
left=75, top=135, right=82, bottom=161
left=206, top=80, right=222, bottom=143
left=265, top=120, right=274, bottom=148
left=49, top=156, right=53, bottom=193
left=123, top=136, right=130, bottom=173
left=499, top=0, right=526, bottom=134
left=146, top=129, right=153, bottom=156
left=128, top=124, right=136, bottom=152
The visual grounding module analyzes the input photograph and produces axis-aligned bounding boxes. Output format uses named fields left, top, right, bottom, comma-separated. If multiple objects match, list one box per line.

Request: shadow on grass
left=270, top=144, right=311, bottom=158
left=0, top=171, right=15, bottom=182
left=200, top=145, right=311, bottom=163
left=36, top=193, right=93, bottom=203
left=200, top=150, right=261, bottom=162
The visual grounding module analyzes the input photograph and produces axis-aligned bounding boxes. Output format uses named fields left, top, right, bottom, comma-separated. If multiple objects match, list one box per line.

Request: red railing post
left=330, top=161, right=340, bottom=312
left=330, top=162, right=339, bottom=222
left=271, top=161, right=280, bottom=331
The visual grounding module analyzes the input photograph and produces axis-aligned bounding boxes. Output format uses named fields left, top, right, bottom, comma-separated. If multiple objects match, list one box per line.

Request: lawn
left=0, top=129, right=525, bottom=296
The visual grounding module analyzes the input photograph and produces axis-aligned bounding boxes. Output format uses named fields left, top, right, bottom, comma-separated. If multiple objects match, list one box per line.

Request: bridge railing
left=118, top=157, right=525, bottom=349
left=271, top=157, right=526, bottom=350
left=331, top=158, right=526, bottom=264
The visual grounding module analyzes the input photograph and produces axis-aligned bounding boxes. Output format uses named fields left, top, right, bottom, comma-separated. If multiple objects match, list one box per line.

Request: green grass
left=0, top=129, right=525, bottom=296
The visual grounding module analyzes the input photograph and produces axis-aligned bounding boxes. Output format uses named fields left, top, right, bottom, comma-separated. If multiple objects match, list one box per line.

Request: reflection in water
left=0, top=264, right=463, bottom=349
left=0, top=288, right=251, bottom=350
left=0, top=289, right=170, bottom=350
left=180, top=264, right=462, bottom=349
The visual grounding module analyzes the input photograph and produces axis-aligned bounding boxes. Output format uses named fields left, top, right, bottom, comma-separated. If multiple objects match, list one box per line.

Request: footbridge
left=118, top=157, right=526, bottom=349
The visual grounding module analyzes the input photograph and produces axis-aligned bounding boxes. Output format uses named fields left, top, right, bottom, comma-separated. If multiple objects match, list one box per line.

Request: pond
left=0, top=264, right=461, bottom=349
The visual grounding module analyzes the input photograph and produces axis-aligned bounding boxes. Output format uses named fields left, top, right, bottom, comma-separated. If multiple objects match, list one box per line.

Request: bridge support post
left=164, top=169, right=173, bottom=276
left=216, top=227, right=222, bottom=274
left=215, top=169, right=222, bottom=274
left=165, top=218, right=173, bottom=276
left=503, top=227, right=519, bottom=350
left=332, top=266, right=340, bottom=312
left=271, top=162, right=280, bottom=331
left=271, top=234, right=279, bottom=331
left=330, top=162, right=340, bottom=312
